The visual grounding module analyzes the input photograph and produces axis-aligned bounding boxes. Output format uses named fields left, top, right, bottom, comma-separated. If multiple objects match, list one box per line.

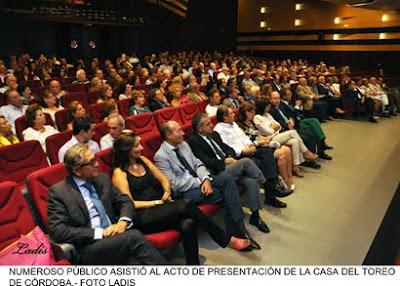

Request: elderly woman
left=112, top=133, right=251, bottom=265
left=187, top=82, right=207, bottom=103
left=170, top=86, right=189, bottom=107
left=253, top=100, right=317, bottom=177
left=129, top=90, right=151, bottom=115
left=22, top=103, right=59, bottom=152
left=42, top=90, right=64, bottom=124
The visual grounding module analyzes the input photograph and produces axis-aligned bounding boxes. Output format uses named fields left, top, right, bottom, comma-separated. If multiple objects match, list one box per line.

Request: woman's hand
left=161, top=190, right=173, bottom=202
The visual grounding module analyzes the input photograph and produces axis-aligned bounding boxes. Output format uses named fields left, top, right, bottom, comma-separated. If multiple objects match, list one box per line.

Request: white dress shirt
left=58, top=136, right=100, bottom=163
left=22, top=125, right=59, bottom=152
left=100, top=133, right=114, bottom=150
left=213, top=122, right=252, bottom=157
left=0, top=104, right=27, bottom=133
left=205, top=104, right=218, bottom=117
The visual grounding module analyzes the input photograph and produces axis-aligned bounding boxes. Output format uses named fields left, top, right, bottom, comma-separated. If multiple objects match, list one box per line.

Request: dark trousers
left=180, top=172, right=245, bottom=237
left=322, top=96, right=341, bottom=116
left=305, top=100, right=328, bottom=121
left=354, top=97, right=375, bottom=117
left=78, top=229, right=167, bottom=265
left=136, top=199, right=228, bottom=265
left=298, top=128, right=319, bottom=153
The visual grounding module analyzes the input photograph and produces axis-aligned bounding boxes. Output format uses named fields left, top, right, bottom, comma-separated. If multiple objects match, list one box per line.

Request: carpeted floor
left=166, top=115, right=400, bottom=265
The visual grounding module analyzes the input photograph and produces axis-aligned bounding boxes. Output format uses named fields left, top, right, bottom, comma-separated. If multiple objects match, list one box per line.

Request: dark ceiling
left=323, top=0, right=400, bottom=11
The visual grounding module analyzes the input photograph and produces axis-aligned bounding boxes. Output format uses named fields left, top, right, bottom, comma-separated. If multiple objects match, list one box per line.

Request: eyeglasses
left=80, top=156, right=97, bottom=168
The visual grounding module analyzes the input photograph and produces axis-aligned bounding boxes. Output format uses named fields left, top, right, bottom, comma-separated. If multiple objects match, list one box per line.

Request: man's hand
left=288, top=118, right=295, bottom=129
left=201, top=179, right=213, bottom=196
left=103, top=220, right=128, bottom=238
left=271, top=123, right=280, bottom=131
left=224, top=157, right=237, bottom=165
left=241, top=145, right=256, bottom=155
left=257, top=137, right=271, bottom=147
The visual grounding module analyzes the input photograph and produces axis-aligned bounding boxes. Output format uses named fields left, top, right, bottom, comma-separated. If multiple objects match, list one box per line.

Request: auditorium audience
left=349, top=79, right=377, bottom=123
left=0, top=74, right=18, bottom=94
left=22, top=103, right=58, bottom=152
left=100, top=114, right=131, bottom=150
left=296, top=77, right=328, bottom=121
left=42, top=90, right=64, bottom=124
left=317, top=76, right=346, bottom=118
left=58, top=116, right=100, bottom=163
left=223, top=88, right=241, bottom=109
left=0, top=90, right=28, bottom=133
left=205, top=88, right=221, bottom=117
left=72, top=69, right=89, bottom=85
left=148, top=88, right=170, bottom=111
left=48, top=80, right=66, bottom=101
left=118, top=82, right=134, bottom=100
left=97, top=84, right=114, bottom=103
left=187, top=83, right=207, bottom=103
left=170, top=87, right=189, bottom=107
left=0, top=115, right=19, bottom=146
left=112, top=133, right=251, bottom=264
left=128, top=90, right=151, bottom=115
left=66, top=101, right=87, bottom=130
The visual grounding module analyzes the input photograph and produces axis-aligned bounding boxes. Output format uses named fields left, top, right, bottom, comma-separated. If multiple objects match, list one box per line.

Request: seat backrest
left=93, top=121, right=108, bottom=144
left=45, top=130, right=73, bottom=165
left=86, top=90, right=100, bottom=104
left=55, top=109, right=69, bottom=131
left=125, top=113, right=159, bottom=137
left=63, top=92, right=88, bottom=109
left=65, top=84, right=86, bottom=93
left=179, top=103, right=201, bottom=124
left=26, top=164, right=68, bottom=232
left=0, top=181, right=36, bottom=250
left=117, top=99, right=131, bottom=118
left=88, top=102, right=106, bottom=123
left=0, top=140, right=49, bottom=185
left=27, top=80, right=44, bottom=90
left=153, top=107, right=183, bottom=129
left=15, top=113, right=55, bottom=141
left=141, top=133, right=163, bottom=162
left=97, top=148, right=113, bottom=177
left=198, top=99, right=209, bottom=112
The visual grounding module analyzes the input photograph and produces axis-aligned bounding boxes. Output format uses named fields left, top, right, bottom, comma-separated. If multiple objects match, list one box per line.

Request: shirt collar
left=165, top=141, right=179, bottom=151
left=72, top=176, right=88, bottom=189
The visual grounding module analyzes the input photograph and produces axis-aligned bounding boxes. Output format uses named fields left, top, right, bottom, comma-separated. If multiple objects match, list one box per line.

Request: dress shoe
left=265, top=197, right=287, bottom=208
left=301, top=160, right=321, bottom=169
left=323, top=143, right=333, bottom=150
left=249, top=216, right=270, bottom=233
left=317, top=152, right=332, bottom=160
left=368, top=116, right=378, bottom=123
left=275, top=186, right=294, bottom=198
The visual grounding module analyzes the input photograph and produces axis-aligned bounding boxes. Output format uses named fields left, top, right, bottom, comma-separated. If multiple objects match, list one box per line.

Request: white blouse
left=253, top=114, right=281, bottom=136
left=22, top=125, right=59, bottom=152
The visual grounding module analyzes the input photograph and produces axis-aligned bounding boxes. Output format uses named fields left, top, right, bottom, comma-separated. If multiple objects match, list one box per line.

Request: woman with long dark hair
left=112, top=133, right=251, bottom=265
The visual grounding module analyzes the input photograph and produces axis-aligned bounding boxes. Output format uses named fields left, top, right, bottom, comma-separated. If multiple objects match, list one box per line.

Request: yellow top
left=0, top=135, right=20, bottom=147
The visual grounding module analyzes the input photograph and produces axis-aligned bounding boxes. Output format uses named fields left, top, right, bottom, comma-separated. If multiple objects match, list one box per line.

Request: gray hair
left=64, top=143, right=90, bottom=175
left=107, top=113, right=125, bottom=128
left=191, top=113, right=208, bottom=134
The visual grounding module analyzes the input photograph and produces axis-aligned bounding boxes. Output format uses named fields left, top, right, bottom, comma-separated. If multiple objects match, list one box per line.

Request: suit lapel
left=66, top=176, right=91, bottom=222
left=195, top=134, right=217, bottom=158
left=162, top=142, right=186, bottom=171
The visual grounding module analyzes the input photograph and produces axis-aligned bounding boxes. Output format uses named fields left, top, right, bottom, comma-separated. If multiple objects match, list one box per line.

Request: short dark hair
left=255, top=100, right=270, bottom=116
left=208, top=88, right=219, bottom=98
left=191, top=113, right=208, bottom=134
left=72, top=116, right=93, bottom=135
left=216, top=105, right=230, bottom=123
left=25, top=103, right=42, bottom=127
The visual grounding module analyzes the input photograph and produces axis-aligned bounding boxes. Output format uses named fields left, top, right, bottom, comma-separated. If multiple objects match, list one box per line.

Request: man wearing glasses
left=48, top=144, right=167, bottom=265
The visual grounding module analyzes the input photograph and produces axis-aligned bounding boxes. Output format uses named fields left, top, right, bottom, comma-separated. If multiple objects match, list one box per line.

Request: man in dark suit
left=188, top=113, right=270, bottom=233
left=317, top=76, right=346, bottom=118
left=269, top=91, right=332, bottom=162
left=48, top=144, right=166, bottom=265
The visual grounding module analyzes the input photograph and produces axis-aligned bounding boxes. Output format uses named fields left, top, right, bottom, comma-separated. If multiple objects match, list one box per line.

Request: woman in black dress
left=111, top=133, right=251, bottom=265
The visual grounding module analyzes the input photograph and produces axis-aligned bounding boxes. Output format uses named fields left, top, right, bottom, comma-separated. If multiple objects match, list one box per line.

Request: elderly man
left=72, top=69, right=89, bottom=85
left=49, top=80, right=66, bottom=101
left=58, top=117, right=100, bottom=163
left=48, top=144, right=166, bottom=265
left=0, top=90, right=27, bottom=133
left=296, top=77, right=328, bottom=121
left=0, top=74, right=18, bottom=94
left=100, top=114, right=131, bottom=150
left=317, top=76, right=346, bottom=118
left=0, top=115, right=19, bottom=146
left=154, top=120, right=261, bottom=249
left=188, top=113, right=270, bottom=233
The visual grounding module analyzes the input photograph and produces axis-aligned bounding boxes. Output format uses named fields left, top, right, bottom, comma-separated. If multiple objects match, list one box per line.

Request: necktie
left=173, top=148, right=198, bottom=178
left=207, top=137, right=226, bottom=159
left=83, top=181, right=110, bottom=229
left=278, top=108, right=289, bottom=123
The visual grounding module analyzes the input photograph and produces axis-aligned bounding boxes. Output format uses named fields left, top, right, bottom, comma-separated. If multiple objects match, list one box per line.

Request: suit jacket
left=296, top=85, right=314, bottom=110
left=280, top=101, right=305, bottom=123
left=317, top=83, right=332, bottom=97
left=223, top=98, right=240, bottom=109
left=154, top=141, right=210, bottom=195
left=271, top=81, right=282, bottom=93
left=149, top=99, right=166, bottom=112
left=47, top=173, right=135, bottom=247
left=187, top=132, right=236, bottom=175
left=269, top=106, right=290, bottom=131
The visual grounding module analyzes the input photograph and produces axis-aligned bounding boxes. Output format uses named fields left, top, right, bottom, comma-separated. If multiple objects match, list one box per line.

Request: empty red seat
left=63, top=92, right=88, bottom=109
left=153, top=107, right=183, bottom=129
left=87, top=90, right=100, bottom=104
left=93, top=121, right=108, bottom=144
left=45, top=130, right=73, bottom=165
left=97, top=148, right=113, bottom=177
left=54, top=109, right=69, bottom=131
left=117, top=99, right=131, bottom=118
left=179, top=103, right=201, bottom=124
left=141, top=133, right=163, bottom=162
left=0, top=141, right=49, bottom=189
left=27, top=80, right=44, bottom=90
left=15, top=113, right=55, bottom=141
left=0, top=181, right=36, bottom=250
left=88, top=102, right=106, bottom=123
left=125, top=113, right=159, bottom=138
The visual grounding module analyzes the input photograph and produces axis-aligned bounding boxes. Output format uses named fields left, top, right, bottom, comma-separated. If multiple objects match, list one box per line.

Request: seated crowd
left=0, top=51, right=399, bottom=265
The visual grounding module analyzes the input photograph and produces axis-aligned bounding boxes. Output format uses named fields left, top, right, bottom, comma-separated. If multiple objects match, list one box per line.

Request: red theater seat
left=15, top=113, right=55, bottom=141
left=179, top=103, right=201, bottom=124
left=153, top=107, right=183, bottom=129
left=125, top=113, right=159, bottom=138
left=87, top=90, right=100, bottom=104
left=93, top=121, right=108, bottom=144
left=45, top=130, right=73, bottom=165
left=88, top=102, right=106, bottom=123
left=0, top=181, right=36, bottom=251
left=0, top=141, right=49, bottom=188
left=63, top=92, right=88, bottom=109
left=141, top=133, right=163, bottom=162
left=198, top=100, right=209, bottom=112
left=55, top=109, right=69, bottom=131
left=117, top=99, right=131, bottom=118
left=65, top=84, right=86, bottom=93
left=97, top=148, right=113, bottom=177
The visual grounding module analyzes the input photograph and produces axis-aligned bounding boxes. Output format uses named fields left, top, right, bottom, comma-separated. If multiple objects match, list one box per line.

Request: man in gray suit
left=48, top=144, right=167, bottom=265
left=154, top=121, right=260, bottom=249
